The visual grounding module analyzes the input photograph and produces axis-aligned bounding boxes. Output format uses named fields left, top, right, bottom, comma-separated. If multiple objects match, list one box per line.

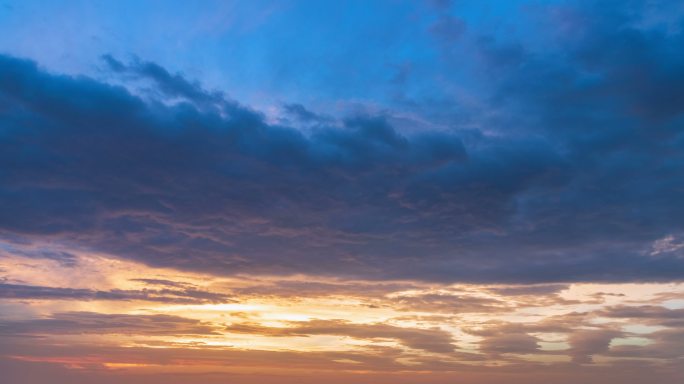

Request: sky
left=0, top=0, right=683, bottom=383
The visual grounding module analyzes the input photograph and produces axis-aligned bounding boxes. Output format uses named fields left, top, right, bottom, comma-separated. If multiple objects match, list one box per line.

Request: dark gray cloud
left=1, top=0, right=684, bottom=285
left=567, top=329, right=622, bottom=364
left=487, top=284, right=569, bottom=297
left=0, top=311, right=219, bottom=336
left=600, top=305, right=684, bottom=327
left=0, top=283, right=231, bottom=304
left=479, top=332, right=540, bottom=356
left=391, top=293, right=509, bottom=314
left=0, top=242, right=78, bottom=267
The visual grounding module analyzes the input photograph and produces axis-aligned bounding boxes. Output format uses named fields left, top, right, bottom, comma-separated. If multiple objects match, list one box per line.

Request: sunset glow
left=1, top=1, right=684, bottom=383
left=3, top=242, right=683, bottom=383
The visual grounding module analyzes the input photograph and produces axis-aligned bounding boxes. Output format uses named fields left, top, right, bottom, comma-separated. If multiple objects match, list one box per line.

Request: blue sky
left=0, top=0, right=569, bottom=123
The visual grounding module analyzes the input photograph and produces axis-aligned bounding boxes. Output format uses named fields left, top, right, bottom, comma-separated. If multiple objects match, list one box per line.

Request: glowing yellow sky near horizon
left=1, top=247, right=683, bottom=382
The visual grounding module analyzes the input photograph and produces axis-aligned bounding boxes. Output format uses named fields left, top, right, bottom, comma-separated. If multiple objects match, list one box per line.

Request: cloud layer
left=1, top=0, right=684, bottom=285
left=1, top=31, right=684, bottom=282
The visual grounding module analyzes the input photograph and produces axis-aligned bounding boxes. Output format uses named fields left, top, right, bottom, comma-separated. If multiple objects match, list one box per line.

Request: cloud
left=226, top=319, right=456, bottom=353
left=2, top=331, right=678, bottom=384
left=609, top=328, right=684, bottom=360
left=2, top=2, right=684, bottom=286
left=479, top=332, right=540, bottom=356
left=600, top=305, right=684, bottom=327
left=101, top=54, right=225, bottom=108
left=650, top=234, right=684, bottom=256
left=0, top=283, right=231, bottom=304
left=390, top=292, right=508, bottom=313
left=567, top=329, right=622, bottom=364
left=231, top=279, right=419, bottom=298
left=2, top=1, right=684, bottom=382
left=128, top=278, right=194, bottom=289
left=0, top=311, right=219, bottom=336
left=281, top=103, right=331, bottom=124
left=486, top=284, right=569, bottom=297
